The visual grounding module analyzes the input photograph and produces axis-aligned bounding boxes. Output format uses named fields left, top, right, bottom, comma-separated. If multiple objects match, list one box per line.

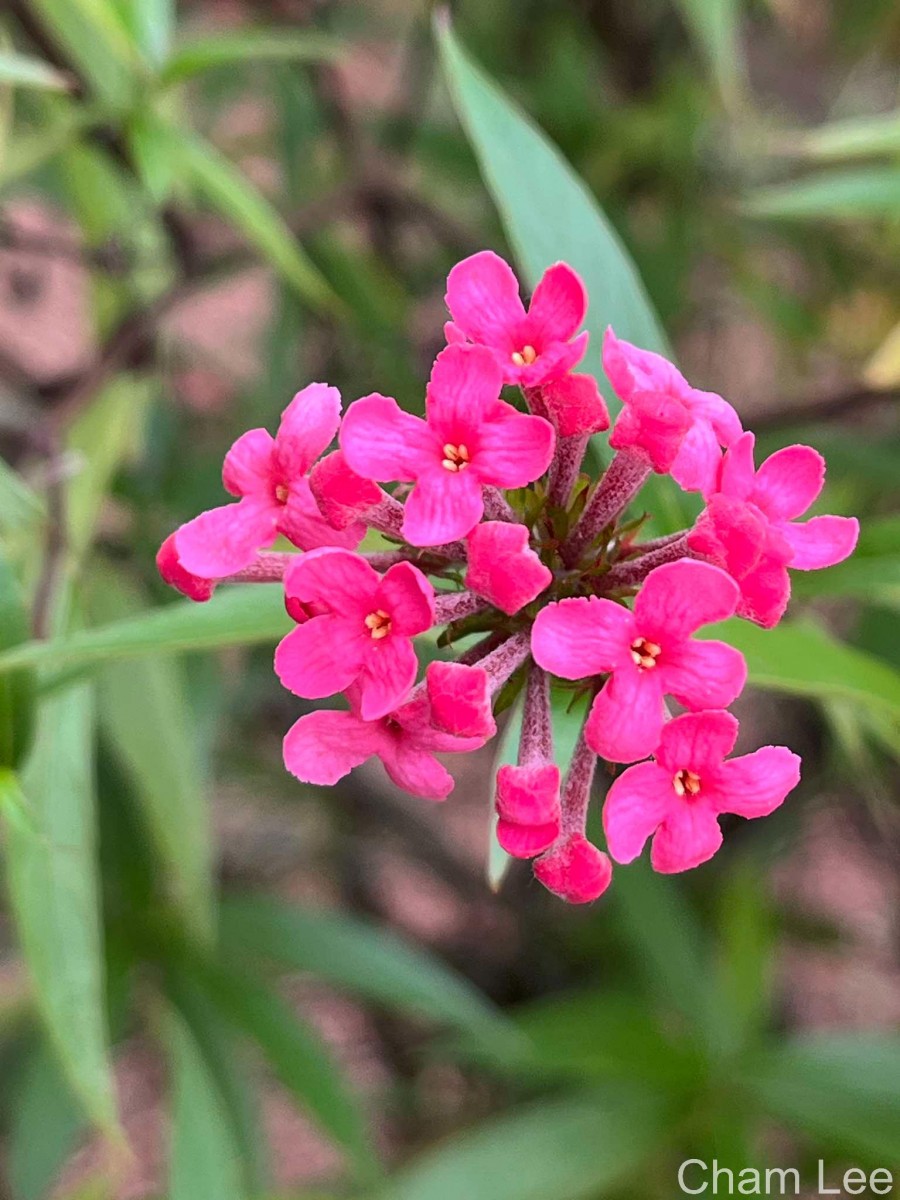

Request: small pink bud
left=533, top=834, right=613, bottom=904
left=426, top=661, right=496, bottom=739
left=157, top=534, right=216, bottom=602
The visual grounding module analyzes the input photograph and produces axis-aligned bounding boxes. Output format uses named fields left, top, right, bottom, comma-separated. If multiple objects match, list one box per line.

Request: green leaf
left=673, top=0, right=743, bottom=104
left=0, top=50, right=72, bottom=91
left=160, top=29, right=340, bottom=87
left=170, top=129, right=339, bottom=312
left=784, top=110, right=900, bottom=163
left=4, top=681, right=117, bottom=1133
left=126, top=105, right=175, bottom=203
left=167, top=1010, right=248, bottom=1200
left=113, top=0, right=173, bottom=66
left=173, top=956, right=378, bottom=1182
left=434, top=11, right=669, bottom=391
left=703, top=617, right=900, bottom=727
left=8, top=1041, right=86, bottom=1200
left=0, top=585, right=290, bottom=680
left=0, top=457, right=45, bottom=536
left=744, top=168, right=900, bottom=221
left=219, top=895, right=515, bottom=1048
left=715, top=862, right=774, bottom=1053
left=741, top=1035, right=900, bottom=1162
left=91, top=567, right=214, bottom=942
left=0, top=551, right=36, bottom=770
left=372, top=1088, right=668, bottom=1200
left=29, top=0, right=139, bottom=108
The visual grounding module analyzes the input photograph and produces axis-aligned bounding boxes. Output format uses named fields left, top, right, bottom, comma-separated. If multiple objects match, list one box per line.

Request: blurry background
left=0, top=0, right=899, bottom=1197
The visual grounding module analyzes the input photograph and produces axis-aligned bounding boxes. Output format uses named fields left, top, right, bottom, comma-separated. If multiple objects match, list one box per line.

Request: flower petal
left=707, top=746, right=801, bottom=817
left=340, top=393, right=434, bottom=481
left=402, top=467, right=484, bottom=547
left=751, top=444, right=824, bottom=521
left=474, top=407, right=555, bottom=489
left=444, top=250, right=525, bottom=347
left=650, top=804, right=723, bottom=873
left=380, top=741, right=455, bottom=800
left=274, top=616, right=367, bottom=698
left=309, top=449, right=381, bottom=530
left=533, top=834, right=613, bottom=904
left=717, top=432, right=756, bottom=501
left=513, top=335, right=588, bottom=388
left=497, top=819, right=559, bottom=859
left=585, top=669, right=665, bottom=764
left=531, top=596, right=634, bottom=679
left=375, top=561, right=435, bottom=636
left=279, top=477, right=364, bottom=551
left=283, top=547, right=378, bottom=613
left=274, top=382, right=342, bottom=479
left=635, top=560, right=739, bottom=641
left=654, top=710, right=739, bottom=775
left=602, top=327, right=685, bottom=399
left=603, top=761, right=672, bottom=864
left=496, top=763, right=561, bottom=826
left=735, top=558, right=791, bottom=628
left=222, top=428, right=276, bottom=497
left=669, top=419, right=722, bottom=494
left=426, top=661, right=496, bottom=739
left=779, top=515, right=859, bottom=570
left=358, top=636, right=418, bottom=720
left=660, top=639, right=747, bottom=710
left=426, top=344, right=504, bottom=435
left=283, top=709, right=381, bottom=785
left=539, top=373, right=609, bottom=437
left=174, top=497, right=278, bottom=578
left=687, top=388, right=742, bottom=447
left=156, top=534, right=216, bottom=602
left=465, top=521, right=552, bottom=615
left=526, top=262, right=588, bottom=343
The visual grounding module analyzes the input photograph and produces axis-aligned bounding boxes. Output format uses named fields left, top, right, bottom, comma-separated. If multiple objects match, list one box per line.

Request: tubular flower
left=158, top=249, right=856, bottom=903
left=603, top=711, right=801, bottom=873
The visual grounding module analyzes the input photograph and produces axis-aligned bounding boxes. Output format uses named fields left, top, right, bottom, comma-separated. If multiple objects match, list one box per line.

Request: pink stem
left=224, top=553, right=295, bottom=583
left=548, top=434, right=589, bottom=508
left=602, top=533, right=691, bottom=589
left=518, top=663, right=553, bottom=767
left=482, top=486, right=517, bottom=523
left=433, top=590, right=487, bottom=625
left=561, top=449, right=650, bottom=567
left=478, top=631, right=532, bottom=697
left=558, top=725, right=598, bottom=839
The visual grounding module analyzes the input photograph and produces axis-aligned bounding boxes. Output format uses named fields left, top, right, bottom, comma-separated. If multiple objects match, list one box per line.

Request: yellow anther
left=364, top=609, right=392, bottom=639
left=673, top=769, right=702, bottom=798
left=275, top=484, right=290, bottom=504
left=441, top=443, right=471, bottom=472
left=511, top=344, right=538, bottom=367
left=630, top=637, right=661, bottom=670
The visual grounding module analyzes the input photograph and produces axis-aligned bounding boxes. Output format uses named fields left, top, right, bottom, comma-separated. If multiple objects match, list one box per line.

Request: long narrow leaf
left=161, top=29, right=340, bottom=86
left=0, top=50, right=72, bottom=91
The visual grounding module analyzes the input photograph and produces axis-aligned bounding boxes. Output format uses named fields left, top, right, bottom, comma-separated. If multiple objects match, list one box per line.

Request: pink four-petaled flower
left=340, top=345, right=554, bottom=546
left=275, top=549, right=435, bottom=721
left=531, top=560, right=747, bottom=763
left=603, top=710, right=801, bottom=873
left=174, top=383, right=363, bottom=580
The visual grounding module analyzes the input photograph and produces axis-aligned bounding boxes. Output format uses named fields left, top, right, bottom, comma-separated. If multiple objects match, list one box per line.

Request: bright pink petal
left=497, top=819, right=559, bottom=859
left=688, top=496, right=767, bottom=579
left=156, top=534, right=216, bottom=602
left=687, top=388, right=742, bottom=447
left=309, top=449, right=381, bottom=530
left=660, top=639, right=747, bottom=710
left=735, top=559, right=791, bottom=628
left=444, top=250, right=525, bottom=347
left=533, top=834, right=613, bottom=904
left=274, top=616, right=367, bottom=698
left=375, top=562, right=435, bottom=636
left=603, top=761, right=672, bottom=864
left=283, top=709, right=381, bottom=785
left=496, top=763, right=561, bottom=826
left=609, top=391, right=691, bottom=472
left=274, top=382, right=342, bottom=479
left=426, top=661, right=496, bottom=739
left=379, top=741, right=455, bottom=801
left=426, top=344, right=504, bottom=435
left=650, top=804, right=723, bottom=873
left=465, top=522, right=552, bottom=615
left=394, top=691, right=487, bottom=754
left=751, top=444, right=824, bottom=521
left=526, top=262, right=587, bottom=342
left=539, top=373, right=609, bottom=437
left=473, top=406, right=556, bottom=489
left=707, top=746, right=800, bottom=818
left=669, top=419, right=722, bottom=494
left=779, top=515, right=859, bottom=570
left=717, top=432, right=756, bottom=501
left=174, top=497, right=278, bottom=578
left=635, top=560, right=739, bottom=641
left=279, top=477, right=364, bottom=551
left=654, top=710, right=739, bottom=775
left=584, top=670, right=665, bottom=764
left=531, top=597, right=634, bottom=679
left=358, top=637, right=418, bottom=721
left=283, top=547, right=378, bottom=612
left=444, top=320, right=468, bottom=345
left=512, top=335, right=588, bottom=388
left=340, top=393, right=435, bottom=481
left=602, top=327, right=685, bottom=399
left=222, top=428, right=276, bottom=497
left=402, top=467, right=484, bottom=547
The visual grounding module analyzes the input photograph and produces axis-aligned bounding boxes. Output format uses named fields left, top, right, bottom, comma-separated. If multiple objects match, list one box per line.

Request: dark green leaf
left=0, top=551, right=36, bottom=769
left=8, top=1042, right=86, bottom=1200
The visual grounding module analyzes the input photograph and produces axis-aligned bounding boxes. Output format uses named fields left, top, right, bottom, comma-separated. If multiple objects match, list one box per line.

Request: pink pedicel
left=157, top=252, right=856, bottom=902
left=603, top=710, right=801, bottom=874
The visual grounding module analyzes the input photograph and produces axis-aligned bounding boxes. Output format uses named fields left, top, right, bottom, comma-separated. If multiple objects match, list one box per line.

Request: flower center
left=673, top=769, right=702, bottom=798
left=511, top=344, right=537, bottom=367
left=630, top=637, right=662, bottom=670
left=364, top=609, right=392, bottom=639
left=274, top=483, right=289, bottom=504
left=441, top=443, right=471, bottom=472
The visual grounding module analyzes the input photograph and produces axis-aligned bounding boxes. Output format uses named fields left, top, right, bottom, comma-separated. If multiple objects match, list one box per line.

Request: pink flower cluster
left=159, top=250, right=858, bottom=904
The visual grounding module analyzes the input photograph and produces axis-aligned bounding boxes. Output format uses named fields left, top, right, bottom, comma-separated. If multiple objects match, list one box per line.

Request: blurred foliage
left=0, top=0, right=898, bottom=1196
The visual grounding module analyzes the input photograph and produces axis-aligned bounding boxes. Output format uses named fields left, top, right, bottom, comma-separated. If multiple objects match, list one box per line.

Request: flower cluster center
left=630, top=636, right=662, bottom=670
left=364, top=609, right=392, bottom=639
left=673, top=769, right=702, bottom=798
left=441, top=443, right=471, bottom=472
left=511, top=344, right=538, bottom=367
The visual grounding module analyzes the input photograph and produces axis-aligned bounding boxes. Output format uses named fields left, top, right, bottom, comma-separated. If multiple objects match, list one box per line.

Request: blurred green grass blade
left=673, top=0, right=743, bottom=103
left=4, top=681, right=118, bottom=1134
left=0, top=552, right=36, bottom=771
left=0, top=50, right=72, bottom=91
left=434, top=10, right=670, bottom=393
left=127, top=105, right=175, bottom=203
left=180, top=955, right=379, bottom=1182
left=113, top=0, right=173, bottom=66
left=0, top=458, right=45, bottom=535
left=372, top=1088, right=668, bottom=1200
left=0, top=585, right=291, bottom=678
left=703, top=617, right=900, bottom=726
left=167, top=1010, right=248, bottom=1200
left=219, top=896, right=517, bottom=1049
left=171, top=128, right=339, bottom=313
left=744, top=168, right=900, bottom=220
left=30, top=0, right=139, bottom=108
left=8, top=1042, right=86, bottom=1200
left=783, top=110, right=900, bottom=162
left=715, top=862, right=774, bottom=1054
left=741, top=1035, right=900, bottom=1161
left=160, top=29, right=340, bottom=86
left=91, top=567, right=214, bottom=942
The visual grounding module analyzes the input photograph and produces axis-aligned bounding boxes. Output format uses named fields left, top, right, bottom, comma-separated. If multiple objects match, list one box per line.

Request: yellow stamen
left=364, top=609, right=391, bottom=640
left=673, top=769, right=702, bottom=798
left=630, top=637, right=662, bottom=670
left=441, top=443, right=471, bottom=472
left=275, top=484, right=289, bottom=504
left=511, top=344, right=538, bottom=367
